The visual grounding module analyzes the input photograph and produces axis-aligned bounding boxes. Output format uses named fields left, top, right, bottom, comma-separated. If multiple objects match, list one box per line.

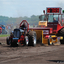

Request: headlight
left=43, top=30, right=49, bottom=34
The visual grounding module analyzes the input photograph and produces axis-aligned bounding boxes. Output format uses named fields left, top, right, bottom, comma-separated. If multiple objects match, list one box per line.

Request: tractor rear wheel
left=57, top=28, right=64, bottom=44
left=28, top=31, right=37, bottom=46
left=25, top=36, right=29, bottom=46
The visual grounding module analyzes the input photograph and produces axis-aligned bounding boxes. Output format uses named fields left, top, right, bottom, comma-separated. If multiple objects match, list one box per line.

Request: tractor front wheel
left=6, top=37, right=11, bottom=45
left=48, top=37, right=53, bottom=45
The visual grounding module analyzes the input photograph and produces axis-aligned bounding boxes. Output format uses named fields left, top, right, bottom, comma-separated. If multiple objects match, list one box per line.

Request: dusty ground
left=0, top=37, right=64, bottom=64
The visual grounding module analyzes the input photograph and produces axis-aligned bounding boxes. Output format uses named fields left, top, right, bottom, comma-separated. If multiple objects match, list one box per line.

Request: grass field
left=0, top=34, right=10, bottom=37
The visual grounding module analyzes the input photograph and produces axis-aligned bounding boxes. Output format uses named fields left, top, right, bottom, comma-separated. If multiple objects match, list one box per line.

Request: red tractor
left=29, top=7, right=64, bottom=45
left=6, top=20, right=37, bottom=46
left=38, top=7, right=64, bottom=45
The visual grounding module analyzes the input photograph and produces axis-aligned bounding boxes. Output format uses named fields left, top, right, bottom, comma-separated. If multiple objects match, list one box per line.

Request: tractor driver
left=20, top=22, right=27, bottom=30
left=20, top=22, right=27, bottom=36
left=53, top=18, right=58, bottom=22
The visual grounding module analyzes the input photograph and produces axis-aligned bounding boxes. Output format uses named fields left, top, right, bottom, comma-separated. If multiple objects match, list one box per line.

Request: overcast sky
left=0, top=0, right=64, bottom=17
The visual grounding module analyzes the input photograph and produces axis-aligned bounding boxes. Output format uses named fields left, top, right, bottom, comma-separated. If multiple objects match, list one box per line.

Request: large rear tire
left=57, top=27, right=64, bottom=44
left=25, top=36, right=29, bottom=46
left=28, top=31, right=37, bottom=46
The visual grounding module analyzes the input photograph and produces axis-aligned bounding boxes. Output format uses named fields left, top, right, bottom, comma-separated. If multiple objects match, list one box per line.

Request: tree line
left=0, top=15, right=39, bottom=26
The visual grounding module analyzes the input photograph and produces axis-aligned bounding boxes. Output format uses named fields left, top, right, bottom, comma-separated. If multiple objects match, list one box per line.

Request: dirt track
left=0, top=37, right=64, bottom=64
